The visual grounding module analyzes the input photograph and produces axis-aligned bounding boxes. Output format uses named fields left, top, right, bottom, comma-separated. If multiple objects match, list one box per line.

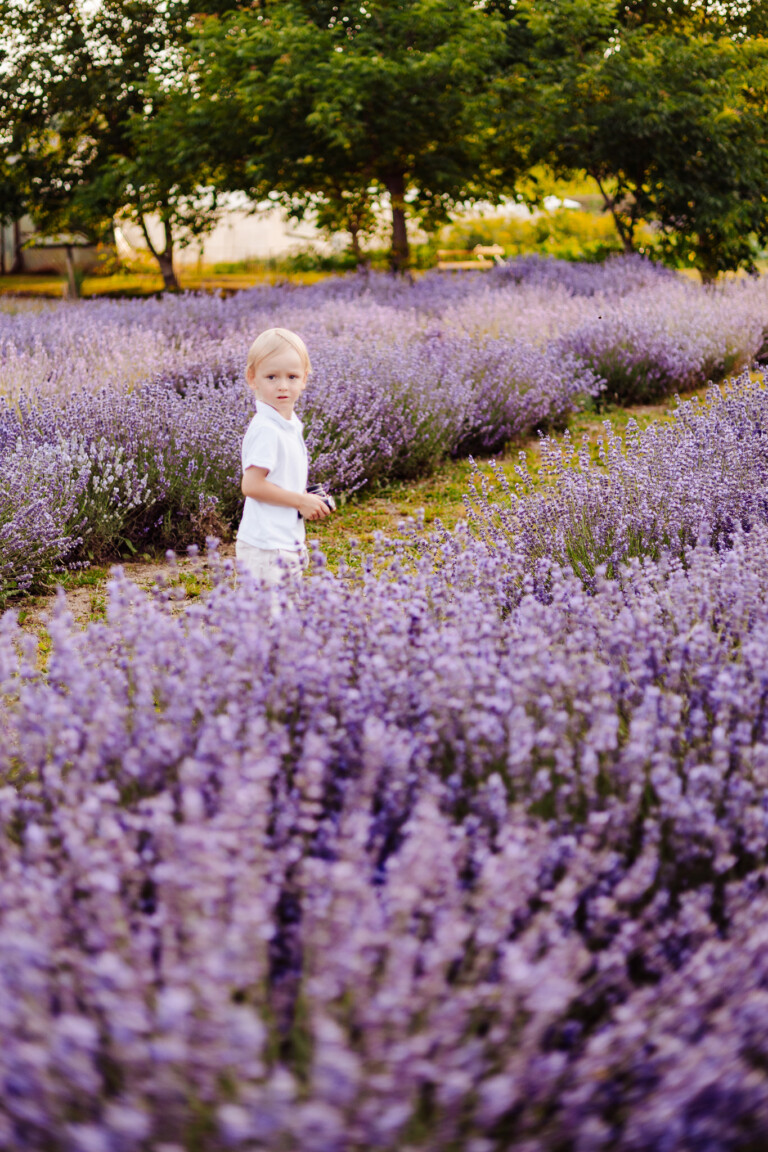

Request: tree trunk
left=140, top=212, right=180, bottom=292
left=385, top=173, right=409, bottom=274
left=10, top=219, right=24, bottom=274
left=156, top=246, right=179, bottom=292
left=349, top=222, right=362, bottom=263
left=0, top=224, right=5, bottom=276
left=616, top=217, right=635, bottom=254
left=592, top=173, right=635, bottom=254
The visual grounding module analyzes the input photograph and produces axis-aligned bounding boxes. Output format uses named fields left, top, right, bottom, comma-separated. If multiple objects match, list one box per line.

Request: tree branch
left=591, top=170, right=635, bottom=253
left=139, top=212, right=161, bottom=261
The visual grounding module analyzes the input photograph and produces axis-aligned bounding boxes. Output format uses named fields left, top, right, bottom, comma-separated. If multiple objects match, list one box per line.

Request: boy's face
left=248, top=346, right=307, bottom=420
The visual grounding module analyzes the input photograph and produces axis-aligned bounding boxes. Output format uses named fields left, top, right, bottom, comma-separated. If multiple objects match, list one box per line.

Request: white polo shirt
left=237, top=401, right=308, bottom=551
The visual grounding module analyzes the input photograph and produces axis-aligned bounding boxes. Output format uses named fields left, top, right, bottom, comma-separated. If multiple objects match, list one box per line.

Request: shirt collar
left=256, top=400, right=303, bottom=434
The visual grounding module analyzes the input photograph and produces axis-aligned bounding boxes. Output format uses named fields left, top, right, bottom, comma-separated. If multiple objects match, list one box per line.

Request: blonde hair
left=245, top=327, right=311, bottom=383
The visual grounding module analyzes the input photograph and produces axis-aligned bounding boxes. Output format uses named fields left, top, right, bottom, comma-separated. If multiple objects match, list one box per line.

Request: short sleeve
left=242, top=422, right=279, bottom=474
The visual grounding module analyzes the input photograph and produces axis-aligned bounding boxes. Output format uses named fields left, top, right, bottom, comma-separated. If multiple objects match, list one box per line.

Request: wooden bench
left=436, top=244, right=506, bottom=270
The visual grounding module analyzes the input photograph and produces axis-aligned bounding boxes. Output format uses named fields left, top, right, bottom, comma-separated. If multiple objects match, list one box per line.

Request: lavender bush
left=488, top=251, right=679, bottom=296
left=557, top=279, right=765, bottom=405
left=0, top=438, right=88, bottom=600
left=304, top=332, right=600, bottom=487
left=3, top=519, right=768, bottom=1146
left=1, top=257, right=766, bottom=595
left=4, top=261, right=768, bottom=1144
left=1, top=382, right=247, bottom=578
left=465, top=372, right=768, bottom=587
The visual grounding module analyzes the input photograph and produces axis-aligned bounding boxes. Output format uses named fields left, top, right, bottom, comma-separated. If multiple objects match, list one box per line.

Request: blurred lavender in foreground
left=2, top=517, right=768, bottom=1146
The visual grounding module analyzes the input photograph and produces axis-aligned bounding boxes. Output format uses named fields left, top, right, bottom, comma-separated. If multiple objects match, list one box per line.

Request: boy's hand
left=298, top=492, right=332, bottom=520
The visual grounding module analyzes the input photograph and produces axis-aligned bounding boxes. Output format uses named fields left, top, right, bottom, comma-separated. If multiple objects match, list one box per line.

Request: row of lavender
left=464, top=373, right=768, bottom=582
left=2, top=257, right=767, bottom=598
left=4, top=377, right=768, bottom=1146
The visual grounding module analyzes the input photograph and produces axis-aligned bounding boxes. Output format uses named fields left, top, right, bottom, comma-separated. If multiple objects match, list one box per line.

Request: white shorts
left=235, top=540, right=308, bottom=587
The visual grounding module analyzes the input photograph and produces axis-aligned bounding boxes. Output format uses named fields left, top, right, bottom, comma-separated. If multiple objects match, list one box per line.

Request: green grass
left=56, top=566, right=110, bottom=589
left=0, top=268, right=330, bottom=300
left=307, top=385, right=713, bottom=566
left=168, top=570, right=211, bottom=599
left=87, top=590, right=108, bottom=621
left=0, top=269, right=340, bottom=302
left=305, top=457, right=479, bottom=569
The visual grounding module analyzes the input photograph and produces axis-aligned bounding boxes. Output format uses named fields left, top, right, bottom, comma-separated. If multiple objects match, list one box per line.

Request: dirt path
left=16, top=543, right=237, bottom=636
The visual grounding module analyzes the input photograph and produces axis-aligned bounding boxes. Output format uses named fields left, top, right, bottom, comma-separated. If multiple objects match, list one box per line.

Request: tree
left=185, top=0, right=511, bottom=271
left=505, top=0, right=768, bottom=279
left=311, top=184, right=380, bottom=263
left=617, top=0, right=768, bottom=38
left=89, top=82, right=227, bottom=291
left=0, top=0, right=245, bottom=289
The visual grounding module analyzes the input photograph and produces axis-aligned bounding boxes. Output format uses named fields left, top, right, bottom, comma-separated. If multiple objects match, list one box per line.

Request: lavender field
left=2, top=256, right=767, bottom=600
left=4, top=260, right=768, bottom=1149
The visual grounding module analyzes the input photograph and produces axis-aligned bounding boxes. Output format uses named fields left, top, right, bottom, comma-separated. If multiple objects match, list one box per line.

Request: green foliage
left=0, top=0, right=233, bottom=287
left=185, top=0, right=511, bottom=269
left=442, top=207, right=657, bottom=264
left=618, top=0, right=768, bottom=37
left=508, top=0, right=768, bottom=279
left=3, top=0, right=768, bottom=281
left=277, top=241, right=439, bottom=272
left=0, top=160, right=27, bottom=229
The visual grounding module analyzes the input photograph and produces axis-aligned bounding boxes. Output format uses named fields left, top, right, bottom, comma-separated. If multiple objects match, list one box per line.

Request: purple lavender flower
left=3, top=260, right=766, bottom=594
left=1, top=494, right=768, bottom=1143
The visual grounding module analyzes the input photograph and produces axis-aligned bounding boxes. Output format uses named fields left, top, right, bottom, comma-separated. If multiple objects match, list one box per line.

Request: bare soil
left=16, top=543, right=237, bottom=636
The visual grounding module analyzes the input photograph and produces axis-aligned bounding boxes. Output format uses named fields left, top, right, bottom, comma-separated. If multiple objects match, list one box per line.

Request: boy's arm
left=242, top=466, right=331, bottom=521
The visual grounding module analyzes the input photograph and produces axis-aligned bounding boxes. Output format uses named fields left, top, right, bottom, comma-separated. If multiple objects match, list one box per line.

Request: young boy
left=236, top=327, right=332, bottom=585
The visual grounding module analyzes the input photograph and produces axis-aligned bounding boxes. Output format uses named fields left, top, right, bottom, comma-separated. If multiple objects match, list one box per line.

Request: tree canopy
left=500, top=0, right=768, bottom=279
left=2, top=0, right=768, bottom=279
left=0, top=0, right=244, bottom=287
left=183, top=0, right=512, bottom=270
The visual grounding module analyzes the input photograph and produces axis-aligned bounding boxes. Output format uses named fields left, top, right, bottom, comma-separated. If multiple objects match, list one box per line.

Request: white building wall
left=117, top=204, right=329, bottom=267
